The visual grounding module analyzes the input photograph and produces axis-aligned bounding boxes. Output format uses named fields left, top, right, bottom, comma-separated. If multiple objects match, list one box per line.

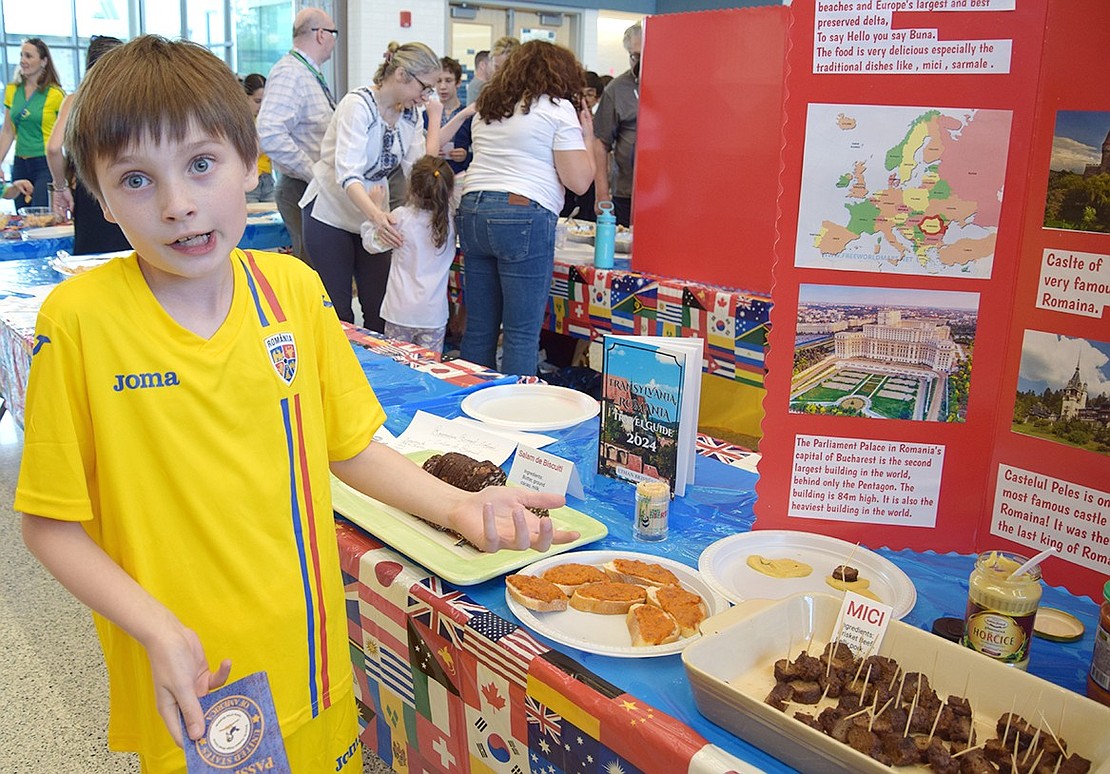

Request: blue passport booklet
left=182, top=671, right=290, bottom=773
left=598, top=334, right=703, bottom=496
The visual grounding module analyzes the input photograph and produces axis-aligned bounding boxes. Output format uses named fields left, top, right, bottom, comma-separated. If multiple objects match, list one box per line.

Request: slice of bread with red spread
left=647, top=585, right=707, bottom=637
left=541, top=562, right=608, bottom=595
left=568, top=581, right=647, bottom=614
left=626, top=603, right=680, bottom=646
left=506, top=574, right=568, bottom=612
left=602, top=558, right=681, bottom=588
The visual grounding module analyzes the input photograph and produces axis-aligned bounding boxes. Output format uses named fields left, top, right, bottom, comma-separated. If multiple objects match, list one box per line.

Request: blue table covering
left=352, top=348, right=1103, bottom=771
left=0, top=216, right=290, bottom=262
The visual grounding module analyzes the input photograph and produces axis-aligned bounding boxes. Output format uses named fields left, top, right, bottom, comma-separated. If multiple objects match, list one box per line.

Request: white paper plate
left=506, top=549, right=728, bottom=658
left=697, top=530, right=916, bottom=619
left=246, top=201, right=279, bottom=213
left=461, top=384, right=599, bottom=431
left=23, top=225, right=74, bottom=240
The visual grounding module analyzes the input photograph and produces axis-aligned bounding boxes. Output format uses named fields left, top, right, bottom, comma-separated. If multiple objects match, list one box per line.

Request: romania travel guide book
left=598, top=334, right=703, bottom=496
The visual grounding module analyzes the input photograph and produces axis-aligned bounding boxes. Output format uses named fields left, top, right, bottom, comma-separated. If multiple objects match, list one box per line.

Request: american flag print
left=462, top=612, right=548, bottom=688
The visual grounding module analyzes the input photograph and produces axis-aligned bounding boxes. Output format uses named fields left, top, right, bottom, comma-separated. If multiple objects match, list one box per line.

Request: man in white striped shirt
left=258, top=7, right=338, bottom=266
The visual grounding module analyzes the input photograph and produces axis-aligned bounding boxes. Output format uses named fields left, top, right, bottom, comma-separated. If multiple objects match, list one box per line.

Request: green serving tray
left=331, top=451, right=608, bottom=585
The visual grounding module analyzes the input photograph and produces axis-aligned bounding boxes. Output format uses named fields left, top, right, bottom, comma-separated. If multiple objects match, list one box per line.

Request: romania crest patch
left=265, top=332, right=297, bottom=385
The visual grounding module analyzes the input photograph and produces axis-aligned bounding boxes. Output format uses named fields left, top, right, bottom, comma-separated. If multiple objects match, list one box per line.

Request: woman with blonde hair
left=302, top=41, right=470, bottom=328
left=458, top=40, right=595, bottom=375
left=0, top=38, right=65, bottom=208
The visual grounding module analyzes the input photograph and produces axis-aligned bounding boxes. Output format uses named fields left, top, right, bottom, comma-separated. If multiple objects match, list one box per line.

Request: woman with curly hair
left=458, top=40, right=595, bottom=376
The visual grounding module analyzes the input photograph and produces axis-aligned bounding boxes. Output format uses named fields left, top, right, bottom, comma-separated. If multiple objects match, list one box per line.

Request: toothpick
left=1022, top=726, right=1042, bottom=766
left=1037, top=710, right=1064, bottom=756
left=868, top=685, right=882, bottom=732
left=1003, top=696, right=1016, bottom=744
left=887, top=663, right=901, bottom=692
left=839, top=541, right=862, bottom=577
left=927, top=700, right=944, bottom=742
left=904, top=674, right=922, bottom=737
left=951, top=742, right=985, bottom=759
left=1026, top=747, right=1045, bottom=772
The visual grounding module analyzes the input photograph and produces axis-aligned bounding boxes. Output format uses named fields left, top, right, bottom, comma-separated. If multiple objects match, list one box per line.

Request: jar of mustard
left=962, top=551, right=1043, bottom=670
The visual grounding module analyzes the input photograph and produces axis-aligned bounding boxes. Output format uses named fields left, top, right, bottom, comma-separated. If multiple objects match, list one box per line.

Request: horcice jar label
left=964, top=606, right=1035, bottom=663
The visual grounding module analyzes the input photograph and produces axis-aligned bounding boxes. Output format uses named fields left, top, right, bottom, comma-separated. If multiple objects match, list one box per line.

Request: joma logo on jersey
left=112, top=372, right=181, bottom=392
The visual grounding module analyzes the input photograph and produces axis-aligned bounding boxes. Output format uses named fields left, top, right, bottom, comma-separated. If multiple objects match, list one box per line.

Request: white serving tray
left=683, top=593, right=1110, bottom=773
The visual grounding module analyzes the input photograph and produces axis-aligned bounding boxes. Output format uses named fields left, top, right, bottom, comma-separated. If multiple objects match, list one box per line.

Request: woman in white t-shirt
left=458, top=40, right=595, bottom=376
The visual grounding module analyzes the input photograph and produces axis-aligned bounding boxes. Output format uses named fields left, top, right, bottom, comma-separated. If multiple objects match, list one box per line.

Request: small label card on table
left=832, top=591, right=894, bottom=658
left=508, top=444, right=584, bottom=499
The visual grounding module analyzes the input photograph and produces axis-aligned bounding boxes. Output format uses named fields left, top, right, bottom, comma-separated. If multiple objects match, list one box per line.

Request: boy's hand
left=146, top=624, right=232, bottom=746
left=451, top=487, right=578, bottom=552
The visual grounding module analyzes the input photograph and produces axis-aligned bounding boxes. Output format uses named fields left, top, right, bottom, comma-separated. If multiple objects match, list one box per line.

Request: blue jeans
left=457, top=191, right=556, bottom=376
left=12, top=155, right=50, bottom=208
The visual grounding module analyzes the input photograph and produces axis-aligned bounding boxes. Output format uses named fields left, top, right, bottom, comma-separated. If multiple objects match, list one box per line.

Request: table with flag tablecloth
left=337, top=334, right=1101, bottom=774
left=448, top=250, right=772, bottom=389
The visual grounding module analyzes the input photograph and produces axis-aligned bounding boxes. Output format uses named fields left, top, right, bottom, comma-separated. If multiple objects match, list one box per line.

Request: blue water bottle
left=594, top=201, right=616, bottom=269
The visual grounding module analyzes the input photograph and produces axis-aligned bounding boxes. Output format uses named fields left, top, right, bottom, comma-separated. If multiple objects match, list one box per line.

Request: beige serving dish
left=682, top=593, right=1110, bottom=773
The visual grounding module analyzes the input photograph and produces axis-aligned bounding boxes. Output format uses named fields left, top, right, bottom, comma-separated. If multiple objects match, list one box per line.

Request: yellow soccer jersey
left=15, top=249, right=383, bottom=767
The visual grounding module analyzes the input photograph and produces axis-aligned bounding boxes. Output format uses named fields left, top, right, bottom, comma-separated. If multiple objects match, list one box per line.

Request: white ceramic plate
left=506, top=549, right=729, bottom=658
left=697, top=530, right=916, bottom=619
left=460, top=384, right=599, bottom=431
left=23, top=225, right=74, bottom=240
left=246, top=201, right=279, bottom=213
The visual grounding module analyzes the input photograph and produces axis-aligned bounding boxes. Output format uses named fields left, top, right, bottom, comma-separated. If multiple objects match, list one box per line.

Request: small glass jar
left=634, top=480, right=670, bottom=541
left=1087, top=580, right=1110, bottom=706
left=962, top=551, right=1043, bottom=670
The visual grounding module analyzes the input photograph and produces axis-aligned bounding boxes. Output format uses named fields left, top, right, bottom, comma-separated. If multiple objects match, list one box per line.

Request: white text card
left=833, top=591, right=894, bottom=658
left=508, top=444, right=584, bottom=499
left=388, top=411, right=518, bottom=465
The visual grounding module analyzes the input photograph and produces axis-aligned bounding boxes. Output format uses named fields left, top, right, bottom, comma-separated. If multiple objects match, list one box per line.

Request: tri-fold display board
left=636, top=1, right=1109, bottom=598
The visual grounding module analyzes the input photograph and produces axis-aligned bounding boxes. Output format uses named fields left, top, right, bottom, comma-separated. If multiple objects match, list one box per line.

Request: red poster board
left=632, top=6, right=789, bottom=292
left=752, top=0, right=1110, bottom=599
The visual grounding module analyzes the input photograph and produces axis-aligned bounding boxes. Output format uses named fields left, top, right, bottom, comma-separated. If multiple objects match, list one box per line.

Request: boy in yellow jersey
left=14, top=36, right=576, bottom=774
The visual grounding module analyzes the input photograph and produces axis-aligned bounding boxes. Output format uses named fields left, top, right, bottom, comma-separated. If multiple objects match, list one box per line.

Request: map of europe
left=795, top=104, right=1012, bottom=278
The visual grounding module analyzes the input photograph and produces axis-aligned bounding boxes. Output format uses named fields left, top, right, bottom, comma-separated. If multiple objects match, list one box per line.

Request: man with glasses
left=593, top=21, right=642, bottom=227
left=258, top=7, right=339, bottom=266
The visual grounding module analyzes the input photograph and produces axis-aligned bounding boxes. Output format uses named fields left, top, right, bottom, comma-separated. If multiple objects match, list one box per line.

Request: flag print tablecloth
left=337, top=522, right=746, bottom=774
left=448, top=254, right=772, bottom=388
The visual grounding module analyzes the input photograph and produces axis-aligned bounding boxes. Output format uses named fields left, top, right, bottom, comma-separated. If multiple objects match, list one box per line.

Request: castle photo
left=1012, top=330, right=1110, bottom=456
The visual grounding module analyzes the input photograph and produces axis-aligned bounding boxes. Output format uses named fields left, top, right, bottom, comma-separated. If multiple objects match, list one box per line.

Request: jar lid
left=1032, top=607, right=1085, bottom=642
left=931, top=616, right=964, bottom=643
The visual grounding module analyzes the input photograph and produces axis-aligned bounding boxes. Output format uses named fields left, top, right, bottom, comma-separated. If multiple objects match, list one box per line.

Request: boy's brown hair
left=66, top=35, right=258, bottom=200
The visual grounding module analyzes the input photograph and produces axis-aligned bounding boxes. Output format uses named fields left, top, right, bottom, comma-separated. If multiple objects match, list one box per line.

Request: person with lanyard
left=257, top=7, right=338, bottom=266
left=0, top=38, right=65, bottom=209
